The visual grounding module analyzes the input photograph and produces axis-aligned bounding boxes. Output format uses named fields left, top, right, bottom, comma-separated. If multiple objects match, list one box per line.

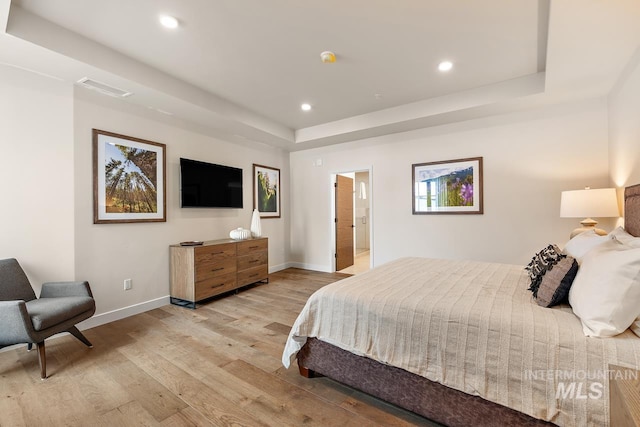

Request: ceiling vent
left=76, top=77, right=133, bottom=98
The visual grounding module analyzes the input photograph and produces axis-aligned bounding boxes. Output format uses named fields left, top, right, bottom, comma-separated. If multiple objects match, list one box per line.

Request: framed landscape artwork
left=253, top=164, right=280, bottom=218
left=412, top=157, right=483, bottom=215
left=93, top=129, right=166, bottom=224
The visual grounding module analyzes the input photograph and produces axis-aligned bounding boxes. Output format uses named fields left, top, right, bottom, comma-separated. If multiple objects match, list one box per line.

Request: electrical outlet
left=124, top=279, right=132, bottom=290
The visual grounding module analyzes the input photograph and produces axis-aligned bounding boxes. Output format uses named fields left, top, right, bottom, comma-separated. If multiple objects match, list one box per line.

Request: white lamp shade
left=560, top=188, right=619, bottom=218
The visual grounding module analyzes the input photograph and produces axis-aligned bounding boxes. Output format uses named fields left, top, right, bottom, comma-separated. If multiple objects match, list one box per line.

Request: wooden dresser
left=170, top=237, right=268, bottom=308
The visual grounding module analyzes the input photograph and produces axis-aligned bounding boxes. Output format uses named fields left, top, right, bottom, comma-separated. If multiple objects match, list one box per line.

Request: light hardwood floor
left=0, top=268, right=440, bottom=427
left=338, top=250, right=370, bottom=275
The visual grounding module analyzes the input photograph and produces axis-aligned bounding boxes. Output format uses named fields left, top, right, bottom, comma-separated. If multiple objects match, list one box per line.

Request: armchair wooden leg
left=67, top=326, right=93, bottom=348
left=36, top=341, right=46, bottom=379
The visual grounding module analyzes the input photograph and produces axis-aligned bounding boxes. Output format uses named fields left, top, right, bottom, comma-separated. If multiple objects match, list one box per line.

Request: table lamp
left=560, top=187, right=619, bottom=238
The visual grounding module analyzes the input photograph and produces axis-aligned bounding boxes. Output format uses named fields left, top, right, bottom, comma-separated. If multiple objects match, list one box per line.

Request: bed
left=282, top=184, right=640, bottom=427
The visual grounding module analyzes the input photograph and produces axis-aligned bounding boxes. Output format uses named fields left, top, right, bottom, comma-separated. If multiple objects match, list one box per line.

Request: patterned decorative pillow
left=535, top=256, right=579, bottom=307
left=525, top=244, right=564, bottom=296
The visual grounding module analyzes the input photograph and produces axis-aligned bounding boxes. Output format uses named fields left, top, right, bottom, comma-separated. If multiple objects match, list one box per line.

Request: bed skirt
left=297, top=338, right=553, bottom=427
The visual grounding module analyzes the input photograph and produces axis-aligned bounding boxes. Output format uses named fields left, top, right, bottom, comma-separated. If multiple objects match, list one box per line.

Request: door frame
left=330, top=166, right=374, bottom=272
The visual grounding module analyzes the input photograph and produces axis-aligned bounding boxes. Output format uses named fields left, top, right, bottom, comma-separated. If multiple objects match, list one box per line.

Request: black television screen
left=180, top=158, right=243, bottom=208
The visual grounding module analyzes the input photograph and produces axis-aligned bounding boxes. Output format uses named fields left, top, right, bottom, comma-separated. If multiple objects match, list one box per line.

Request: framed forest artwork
left=253, top=164, right=280, bottom=218
left=93, top=129, right=166, bottom=224
left=412, top=157, right=483, bottom=215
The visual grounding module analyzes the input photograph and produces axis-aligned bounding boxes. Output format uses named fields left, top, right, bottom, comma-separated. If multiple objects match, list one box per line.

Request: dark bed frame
left=296, top=184, right=640, bottom=427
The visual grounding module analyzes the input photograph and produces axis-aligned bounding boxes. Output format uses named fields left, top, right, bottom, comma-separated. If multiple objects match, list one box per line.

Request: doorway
left=333, top=169, right=372, bottom=274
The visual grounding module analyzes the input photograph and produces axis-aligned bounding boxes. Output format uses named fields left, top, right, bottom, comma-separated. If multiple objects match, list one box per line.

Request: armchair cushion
left=26, top=297, right=95, bottom=331
left=40, top=281, right=93, bottom=299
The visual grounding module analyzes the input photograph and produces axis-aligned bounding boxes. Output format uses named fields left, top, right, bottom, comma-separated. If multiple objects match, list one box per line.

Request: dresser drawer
left=237, top=251, right=268, bottom=271
left=195, top=257, right=237, bottom=282
left=237, top=239, right=267, bottom=256
left=195, top=243, right=236, bottom=264
left=170, top=237, right=268, bottom=307
left=237, top=265, right=268, bottom=287
left=195, top=273, right=237, bottom=300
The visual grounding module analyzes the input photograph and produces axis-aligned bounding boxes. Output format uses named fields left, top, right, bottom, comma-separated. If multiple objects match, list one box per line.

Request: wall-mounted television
left=180, top=158, right=243, bottom=208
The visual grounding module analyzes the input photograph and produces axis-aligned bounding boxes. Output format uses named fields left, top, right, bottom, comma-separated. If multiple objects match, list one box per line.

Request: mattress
left=283, top=257, right=640, bottom=426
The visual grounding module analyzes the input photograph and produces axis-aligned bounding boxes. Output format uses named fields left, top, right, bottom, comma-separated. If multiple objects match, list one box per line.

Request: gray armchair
left=0, top=258, right=96, bottom=379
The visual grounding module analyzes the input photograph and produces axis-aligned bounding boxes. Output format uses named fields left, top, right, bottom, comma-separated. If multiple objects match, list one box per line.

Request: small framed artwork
left=93, top=129, right=166, bottom=224
left=412, top=157, right=483, bottom=215
left=253, top=164, right=281, bottom=218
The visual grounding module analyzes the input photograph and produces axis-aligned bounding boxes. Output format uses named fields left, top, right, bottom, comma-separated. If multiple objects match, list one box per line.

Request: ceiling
left=1, top=0, right=639, bottom=151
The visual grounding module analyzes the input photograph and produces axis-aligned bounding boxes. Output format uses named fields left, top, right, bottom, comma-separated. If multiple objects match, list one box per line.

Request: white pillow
left=613, top=224, right=640, bottom=337
left=608, top=226, right=640, bottom=248
left=569, top=239, right=640, bottom=337
left=563, top=230, right=608, bottom=263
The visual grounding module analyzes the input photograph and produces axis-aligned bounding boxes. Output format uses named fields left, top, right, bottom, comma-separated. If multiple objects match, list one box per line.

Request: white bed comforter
left=283, top=257, right=640, bottom=426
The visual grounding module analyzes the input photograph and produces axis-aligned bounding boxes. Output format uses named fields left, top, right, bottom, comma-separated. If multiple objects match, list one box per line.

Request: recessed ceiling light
left=438, top=61, right=453, bottom=72
left=301, top=103, right=312, bottom=111
left=159, top=15, right=179, bottom=29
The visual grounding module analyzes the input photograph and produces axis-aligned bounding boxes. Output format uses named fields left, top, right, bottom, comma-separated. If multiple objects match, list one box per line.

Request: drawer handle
left=249, top=246, right=259, bottom=249
left=249, top=273, right=258, bottom=278
left=210, top=251, right=224, bottom=255
left=249, top=260, right=259, bottom=264
left=211, top=267, right=224, bottom=272
left=211, top=283, right=225, bottom=289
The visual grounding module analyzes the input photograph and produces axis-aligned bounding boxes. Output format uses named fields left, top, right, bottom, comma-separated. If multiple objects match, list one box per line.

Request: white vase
left=229, top=228, right=251, bottom=240
left=250, top=209, right=262, bottom=238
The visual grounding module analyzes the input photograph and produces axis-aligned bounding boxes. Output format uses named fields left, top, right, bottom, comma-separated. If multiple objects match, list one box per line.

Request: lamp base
left=570, top=218, right=607, bottom=239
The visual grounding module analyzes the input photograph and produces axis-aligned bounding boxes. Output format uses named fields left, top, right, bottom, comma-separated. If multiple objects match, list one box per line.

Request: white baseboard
left=286, top=262, right=332, bottom=273
left=77, top=295, right=170, bottom=330
left=269, top=262, right=292, bottom=273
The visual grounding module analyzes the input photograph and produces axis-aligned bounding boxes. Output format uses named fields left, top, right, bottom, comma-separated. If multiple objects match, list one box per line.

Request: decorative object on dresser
left=179, top=241, right=203, bottom=246
left=253, top=164, right=281, bottom=218
left=412, top=157, right=483, bottom=215
left=229, top=228, right=251, bottom=240
left=92, top=129, right=166, bottom=224
left=560, top=187, right=619, bottom=238
left=170, top=237, right=268, bottom=308
left=250, top=208, right=262, bottom=237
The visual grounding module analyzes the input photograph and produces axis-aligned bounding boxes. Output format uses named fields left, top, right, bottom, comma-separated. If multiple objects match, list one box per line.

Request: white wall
left=0, top=65, right=290, bottom=327
left=73, top=91, right=290, bottom=318
left=290, top=98, right=611, bottom=271
left=0, top=66, right=75, bottom=291
left=609, top=48, right=640, bottom=193
left=1, top=61, right=624, bottom=326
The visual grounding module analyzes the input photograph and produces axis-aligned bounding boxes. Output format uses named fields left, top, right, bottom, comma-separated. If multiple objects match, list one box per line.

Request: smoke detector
left=320, top=51, right=336, bottom=63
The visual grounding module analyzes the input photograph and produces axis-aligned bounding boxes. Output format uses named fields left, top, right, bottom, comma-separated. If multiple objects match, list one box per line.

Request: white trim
left=369, top=168, right=375, bottom=269
left=287, top=262, right=332, bottom=273
left=330, top=173, right=337, bottom=272
left=269, top=262, right=293, bottom=273
left=77, top=295, right=170, bottom=330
